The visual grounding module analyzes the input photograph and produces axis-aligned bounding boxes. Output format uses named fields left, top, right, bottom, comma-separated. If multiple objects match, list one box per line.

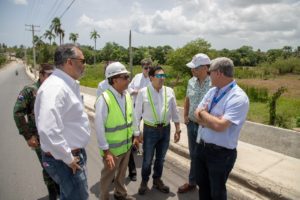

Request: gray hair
left=209, top=57, right=234, bottom=77
left=54, top=43, right=79, bottom=68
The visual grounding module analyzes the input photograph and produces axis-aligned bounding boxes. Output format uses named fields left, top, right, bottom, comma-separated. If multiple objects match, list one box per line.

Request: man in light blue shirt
left=194, top=57, right=249, bottom=200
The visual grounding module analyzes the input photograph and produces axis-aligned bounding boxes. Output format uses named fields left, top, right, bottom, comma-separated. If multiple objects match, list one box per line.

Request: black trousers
left=128, top=147, right=136, bottom=176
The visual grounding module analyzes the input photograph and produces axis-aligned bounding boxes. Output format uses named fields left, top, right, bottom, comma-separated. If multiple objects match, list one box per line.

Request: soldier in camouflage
left=13, top=63, right=59, bottom=200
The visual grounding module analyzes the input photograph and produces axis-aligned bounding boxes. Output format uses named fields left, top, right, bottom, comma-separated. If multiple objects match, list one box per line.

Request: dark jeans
left=42, top=149, right=89, bottom=200
left=187, top=120, right=198, bottom=185
left=141, top=124, right=170, bottom=182
left=194, top=141, right=237, bottom=200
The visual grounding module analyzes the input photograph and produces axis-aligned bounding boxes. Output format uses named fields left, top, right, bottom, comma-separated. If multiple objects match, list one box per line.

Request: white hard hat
left=105, top=62, right=130, bottom=79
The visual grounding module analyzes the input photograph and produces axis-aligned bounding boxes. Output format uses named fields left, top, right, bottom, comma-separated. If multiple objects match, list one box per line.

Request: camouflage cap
left=141, top=58, right=153, bottom=66
left=39, top=63, right=55, bottom=73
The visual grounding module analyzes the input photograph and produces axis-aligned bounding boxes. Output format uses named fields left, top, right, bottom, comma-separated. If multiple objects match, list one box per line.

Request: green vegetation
left=0, top=54, right=7, bottom=67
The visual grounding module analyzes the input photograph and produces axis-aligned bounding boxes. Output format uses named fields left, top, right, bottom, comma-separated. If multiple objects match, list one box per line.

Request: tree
left=166, top=38, right=211, bottom=75
left=69, top=33, right=79, bottom=44
left=43, top=30, right=55, bottom=45
left=50, top=17, right=64, bottom=45
left=90, top=29, right=101, bottom=64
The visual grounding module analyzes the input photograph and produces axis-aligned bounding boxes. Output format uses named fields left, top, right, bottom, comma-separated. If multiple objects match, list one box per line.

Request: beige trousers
left=99, top=150, right=131, bottom=200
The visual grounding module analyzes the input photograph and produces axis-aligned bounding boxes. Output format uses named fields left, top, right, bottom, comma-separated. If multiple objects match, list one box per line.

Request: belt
left=44, top=148, right=82, bottom=157
left=199, top=139, right=235, bottom=151
left=144, top=123, right=169, bottom=129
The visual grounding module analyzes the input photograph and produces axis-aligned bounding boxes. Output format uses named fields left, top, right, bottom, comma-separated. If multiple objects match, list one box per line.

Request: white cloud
left=14, top=0, right=27, bottom=5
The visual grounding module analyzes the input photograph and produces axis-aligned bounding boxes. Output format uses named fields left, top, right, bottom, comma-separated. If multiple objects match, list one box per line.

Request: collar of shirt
left=216, top=80, right=236, bottom=95
left=53, top=69, right=80, bottom=92
left=108, top=85, right=127, bottom=99
left=149, top=83, right=163, bottom=94
left=197, top=76, right=210, bottom=87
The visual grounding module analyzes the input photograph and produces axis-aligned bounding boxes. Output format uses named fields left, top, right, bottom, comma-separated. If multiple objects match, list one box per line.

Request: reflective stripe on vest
left=144, top=86, right=167, bottom=126
left=99, top=89, right=133, bottom=157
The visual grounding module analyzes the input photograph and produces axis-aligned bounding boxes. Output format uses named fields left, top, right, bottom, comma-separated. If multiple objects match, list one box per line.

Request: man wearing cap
left=178, top=53, right=211, bottom=193
left=13, top=63, right=59, bottom=200
left=95, top=62, right=140, bottom=200
left=34, top=44, right=91, bottom=200
left=135, top=66, right=181, bottom=195
left=194, top=57, right=249, bottom=200
left=126, top=57, right=152, bottom=181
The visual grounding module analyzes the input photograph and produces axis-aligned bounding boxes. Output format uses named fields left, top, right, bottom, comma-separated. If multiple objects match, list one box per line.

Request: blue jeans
left=141, top=124, right=170, bottom=182
left=187, top=120, right=198, bottom=185
left=194, top=142, right=237, bottom=200
left=42, top=149, right=89, bottom=200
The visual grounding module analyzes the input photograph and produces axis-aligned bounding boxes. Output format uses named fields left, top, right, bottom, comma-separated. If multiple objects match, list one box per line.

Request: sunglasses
left=143, top=67, right=150, bottom=70
left=70, top=58, right=86, bottom=64
left=118, top=74, right=130, bottom=80
left=154, top=74, right=167, bottom=78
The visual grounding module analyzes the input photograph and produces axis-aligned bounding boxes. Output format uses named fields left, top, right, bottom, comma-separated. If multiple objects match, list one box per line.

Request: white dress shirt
left=135, top=84, right=180, bottom=129
left=95, top=86, right=139, bottom=150
left=197, top=80, right=249, bottom=149
left=34, top=69, right=91, bottom=164
left=96, top=79, right=109, bottom=97
left=128, top=73, right=151, bottom=104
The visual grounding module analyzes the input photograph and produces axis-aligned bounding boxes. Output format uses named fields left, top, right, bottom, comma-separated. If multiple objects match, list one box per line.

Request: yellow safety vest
left=99, top=89, right=133, bottom=157
left=144, top=86, right=168, bottom=127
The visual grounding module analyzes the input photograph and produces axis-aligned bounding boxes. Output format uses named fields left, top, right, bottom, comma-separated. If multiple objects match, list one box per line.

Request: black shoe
left=129, top=175, right=137, bottom=181
left=138, top=181, right=148, bottom=195
left=153, top=178, right=170, bottom=193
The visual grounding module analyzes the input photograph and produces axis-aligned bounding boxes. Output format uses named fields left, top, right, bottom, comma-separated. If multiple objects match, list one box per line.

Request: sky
left=0, top=0, right=299, bottom=51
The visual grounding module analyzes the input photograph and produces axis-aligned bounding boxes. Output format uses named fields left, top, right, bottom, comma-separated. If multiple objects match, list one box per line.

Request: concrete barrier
left=240, top=121, right=300, bottom=159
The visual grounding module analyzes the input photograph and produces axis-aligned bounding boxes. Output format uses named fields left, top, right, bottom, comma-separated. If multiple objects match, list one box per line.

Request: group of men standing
left=13, top=43, right=249, bottom=200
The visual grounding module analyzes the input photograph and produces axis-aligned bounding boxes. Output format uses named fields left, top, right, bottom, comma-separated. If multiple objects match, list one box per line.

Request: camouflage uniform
left=13, top=80, right=59, bottom=199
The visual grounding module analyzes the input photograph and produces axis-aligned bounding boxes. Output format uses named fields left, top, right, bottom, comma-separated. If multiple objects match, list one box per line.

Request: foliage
left=296, top=117, right=300, bottom=127
left=69, top=33, right=79, bottom=44
left=261, top=57, right=300, bottom=75
left=269, top=86, right=287, bottom=125
left=166, top=38, right=211, bottom=75
left=90, top=29, right=101, bottom=64
left=239, top=84, right=269, bottom=102
left=0, top=54, right=7, bottom=66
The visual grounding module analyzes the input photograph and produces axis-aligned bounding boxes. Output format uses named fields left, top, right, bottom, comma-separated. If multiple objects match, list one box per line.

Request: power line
left=60, top=0, right=76, bottom=18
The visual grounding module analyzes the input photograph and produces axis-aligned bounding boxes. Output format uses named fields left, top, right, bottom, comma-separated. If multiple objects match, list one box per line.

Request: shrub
left=239, top=84, right=269, bottom=102
left=296, top=116, right=300, bottom=127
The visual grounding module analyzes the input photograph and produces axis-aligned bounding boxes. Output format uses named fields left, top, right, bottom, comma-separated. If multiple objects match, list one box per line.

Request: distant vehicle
left=15, top=70, right=18, bottom=76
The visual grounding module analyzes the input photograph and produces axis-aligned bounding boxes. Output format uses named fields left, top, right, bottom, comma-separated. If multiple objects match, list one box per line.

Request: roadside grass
left=248, top=97, right=300, bottom=128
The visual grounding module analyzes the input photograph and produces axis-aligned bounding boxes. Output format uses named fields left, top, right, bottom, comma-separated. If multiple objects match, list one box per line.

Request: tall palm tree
left=43, top=30, right=55, bottom=45
left=90, top=29, right=100, bottom=64
left=69, top=33, right=79, bottom=44
left=50, top=17, right=64, bottom=45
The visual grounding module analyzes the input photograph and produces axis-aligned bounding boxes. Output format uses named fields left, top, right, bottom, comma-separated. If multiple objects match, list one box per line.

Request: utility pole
left=129, top=30, right=133, bottom=78
left=25, top=24, right=40, bottom=78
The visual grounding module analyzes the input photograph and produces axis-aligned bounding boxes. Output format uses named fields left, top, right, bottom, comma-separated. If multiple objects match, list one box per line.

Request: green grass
left=247, top=97, right=300, bottom=128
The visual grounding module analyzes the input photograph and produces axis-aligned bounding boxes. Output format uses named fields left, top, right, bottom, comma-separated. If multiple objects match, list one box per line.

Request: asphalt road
left=0, top=62, right=199, bottom=200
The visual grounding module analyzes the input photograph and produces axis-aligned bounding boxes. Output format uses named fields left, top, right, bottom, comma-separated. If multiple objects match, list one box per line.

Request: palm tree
left=50, top=17, right=64, bottom=45
left=69, top=33, right=79, bottom=44
left=43, top=30, right=55, bottom=45
left=90, top=29, right=100, bottom=64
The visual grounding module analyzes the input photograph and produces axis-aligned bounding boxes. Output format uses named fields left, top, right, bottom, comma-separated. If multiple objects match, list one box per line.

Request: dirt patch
left=237, top=74, right=300, bottom=98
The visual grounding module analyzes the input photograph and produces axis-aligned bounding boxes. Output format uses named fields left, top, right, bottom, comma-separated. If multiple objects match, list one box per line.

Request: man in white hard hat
left=178, top=53, right=211, bottom=193
left=95, top=62, right=140, bottom=200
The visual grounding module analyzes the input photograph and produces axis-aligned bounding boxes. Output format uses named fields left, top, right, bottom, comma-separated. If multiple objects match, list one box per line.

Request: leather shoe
left=177, top=183, right=196, bottom=193
left=114, top=194, right=135, bottom=200
left=129, top=175, right=137, bottom=181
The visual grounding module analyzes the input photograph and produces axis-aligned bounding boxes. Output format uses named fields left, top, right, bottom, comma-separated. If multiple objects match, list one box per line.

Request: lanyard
left=208, top=82, right=236, bottom=113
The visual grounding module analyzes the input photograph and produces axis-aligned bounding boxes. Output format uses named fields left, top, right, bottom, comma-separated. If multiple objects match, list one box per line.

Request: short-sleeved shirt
left=186, top=76, right=211, bottom=122
left=197, top=81, right=249, bottom=149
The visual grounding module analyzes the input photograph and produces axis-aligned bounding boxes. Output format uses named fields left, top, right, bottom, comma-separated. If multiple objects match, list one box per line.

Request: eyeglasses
left=118, top=74, right=130, bottom=80
left=70, top=58, right=86, bottom=64
left=154, top=74, right=167, bottom=79
left=143, top=67, right=150, bottom=70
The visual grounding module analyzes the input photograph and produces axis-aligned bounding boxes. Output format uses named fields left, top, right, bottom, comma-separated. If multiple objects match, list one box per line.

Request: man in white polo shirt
left=194, top=57, right=249, bottom=200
